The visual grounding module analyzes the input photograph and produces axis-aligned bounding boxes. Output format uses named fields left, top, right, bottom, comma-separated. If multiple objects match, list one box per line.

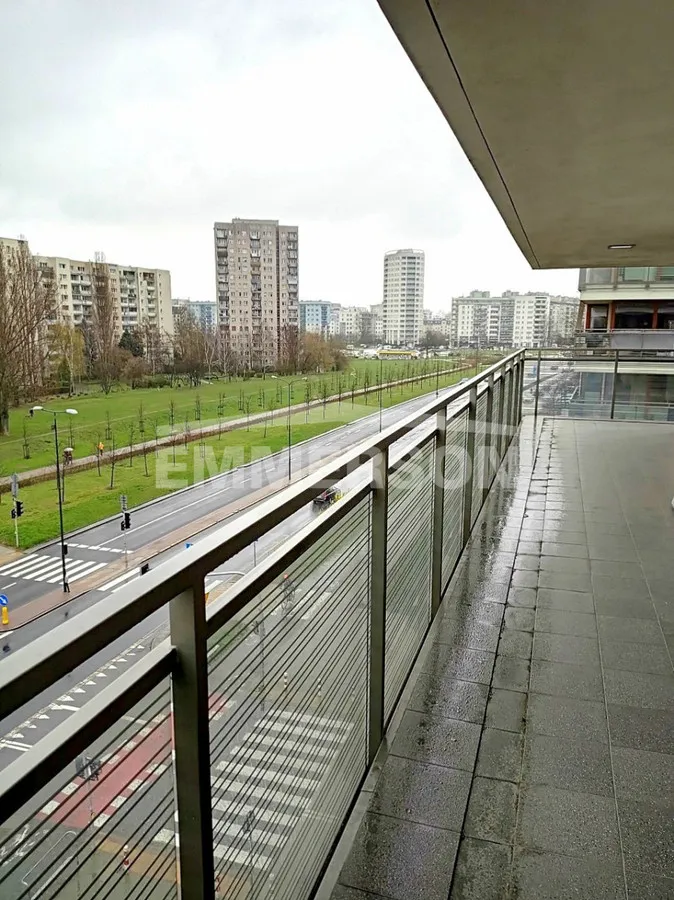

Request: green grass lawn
left=0, top=357, right=484, bottom=476
left=0, top=366, right=479, bottom=548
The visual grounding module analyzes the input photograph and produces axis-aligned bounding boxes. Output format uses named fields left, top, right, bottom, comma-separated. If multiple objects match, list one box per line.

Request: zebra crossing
left=152, top=707, right=352, bottom=873
left=98, top=568, right=225, bottom=597
left=0, top=553, right=108, bottom=585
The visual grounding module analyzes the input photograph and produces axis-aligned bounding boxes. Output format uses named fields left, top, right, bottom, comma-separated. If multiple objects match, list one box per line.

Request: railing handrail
left=0, top=350, right=523, bottom=724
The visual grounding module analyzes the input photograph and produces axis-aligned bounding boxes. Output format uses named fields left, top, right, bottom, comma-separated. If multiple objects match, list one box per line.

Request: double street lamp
left=30, top=405, right=78, bottom=593
left=271, top=376, right=307, bottom=481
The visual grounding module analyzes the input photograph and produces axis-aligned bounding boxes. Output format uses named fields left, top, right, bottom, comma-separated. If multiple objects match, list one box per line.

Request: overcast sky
left=0, top=0, right=579, bottom=312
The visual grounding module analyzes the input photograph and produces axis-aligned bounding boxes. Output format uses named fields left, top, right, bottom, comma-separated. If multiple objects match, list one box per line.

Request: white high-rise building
left=383, top=249, right=425, bottom=345
left=214, top=218, right=298, bottom=367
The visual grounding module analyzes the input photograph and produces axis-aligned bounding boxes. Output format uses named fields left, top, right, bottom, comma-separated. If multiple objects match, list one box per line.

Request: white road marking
left=98, top=570, right=138, bottom=592
left=0, top=740, right=32, bottom=751
left=51, top=704, right=79, bottom=712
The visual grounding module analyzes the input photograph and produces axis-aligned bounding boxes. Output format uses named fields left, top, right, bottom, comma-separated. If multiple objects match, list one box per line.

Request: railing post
left=610, top=349, right=619, bottom=419
left=170, top=577, right=215, bottom=900
left=504, top=363, right=515, bottom=450
left=431, top=406, right=447, bottom=618
left=462, top=386, right=478, bottom=545
left=482, top=373, right=495, bottom=507
left=533, top=349, right=542, bottom=420
left=516, top=354, right=525, bottom=425
left=496, top=366, right=506, bottom=460
left=368, top=446, right=389, bottom=763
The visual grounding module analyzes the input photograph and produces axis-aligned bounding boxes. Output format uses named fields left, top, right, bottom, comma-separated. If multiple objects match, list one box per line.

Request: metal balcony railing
left=575, top=328, right=674, bottom=353
left=0, top=353, right=526, bottom=900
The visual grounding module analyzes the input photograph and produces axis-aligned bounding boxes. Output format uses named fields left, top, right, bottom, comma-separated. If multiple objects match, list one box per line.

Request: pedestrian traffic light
left=15, top=501, right=23, bottom=517
left=121, top=511, right=131, bottom=531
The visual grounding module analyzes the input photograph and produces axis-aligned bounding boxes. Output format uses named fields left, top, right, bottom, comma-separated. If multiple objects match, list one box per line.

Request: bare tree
left=0, top=240, right=55, bottom=433
left=50, top=323, right=85, bottom=395
left=91, top=260, right=119, bottom=393
left=278, top=324, right=301, bottom=375
left=172, top=310, right=206, bottom=386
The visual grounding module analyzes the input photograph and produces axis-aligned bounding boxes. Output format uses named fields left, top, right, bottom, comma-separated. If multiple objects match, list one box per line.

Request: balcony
left=577, top=328, right=674, bottom=353
left=1, top=351, right=671, bottom=900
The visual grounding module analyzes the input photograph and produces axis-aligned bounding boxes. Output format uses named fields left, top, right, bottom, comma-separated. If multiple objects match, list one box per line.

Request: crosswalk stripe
left=66, top=561, right=108, bottom=584
left=32, top=560, right=70, bottom=581
left=98, top=570, right=137, bottom=592
left=42, top=558, right=92, bottom=583
left=0, top=553, right=37, bottom=575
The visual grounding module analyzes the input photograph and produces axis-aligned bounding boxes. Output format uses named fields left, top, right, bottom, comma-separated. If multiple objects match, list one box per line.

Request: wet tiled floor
left=329, top=418, right=674, bottom=900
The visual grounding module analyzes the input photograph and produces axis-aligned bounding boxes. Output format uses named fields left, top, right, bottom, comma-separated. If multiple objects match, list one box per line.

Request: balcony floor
left=328, top=417, right=674, bottom=900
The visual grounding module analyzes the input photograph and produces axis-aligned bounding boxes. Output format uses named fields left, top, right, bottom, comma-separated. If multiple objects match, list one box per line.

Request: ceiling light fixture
left=607, top=243, right=635, bottom=250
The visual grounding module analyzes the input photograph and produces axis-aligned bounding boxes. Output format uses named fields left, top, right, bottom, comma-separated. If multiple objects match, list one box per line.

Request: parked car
left=313, top=486, right=342, bottom=508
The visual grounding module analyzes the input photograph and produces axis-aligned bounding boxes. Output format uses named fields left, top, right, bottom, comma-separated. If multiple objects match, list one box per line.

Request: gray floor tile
left=530, top=659, right=604, bottom=701
left=603, top=669, right=674, bottom=711
left=515, top=554, right=540, bottom=571
left=390, top=710, right=481, bottom=771
left=540, top=555, right=591, bottom=574
left=592, top=575, right=651, bottom=601
left=421, top=644, right=495, bottom=685
left=536, top=588, right=595, bottom=614
left=498, top=629, right=533, bottom=659
left=512, top=849, right=626, bottom=900
left=484, top=688, right=526, bottom=733
left=442, top=601, right=504, bottom=627
left=533, top=633, right=600, bottom=667
left=612, top=747, right=674, bottom=803
left=511, top=569, right=539, bottom=588
left=618, top=798, right=674, bottom=879
left=369, top=756, right=471, bottom=830
left=507, top=586, right=537, bottom=607
left=517, top=784, right=621, bottom=861
left=625, top=872, right=674, bottom=900
left=538, top=570, right=593, bottom=592
left=541, top=542, right=589, bottom=558
left=476, top=728, right=523, bottom=782
left=600, top=639, right=672, bottom=675
left=590, top=559, right=643, bottom=579
left=464, top=776, right=517, bottom=844
left=407, top=674, right=489, bottom=723
left=449, top=838, right=511, bottom=900
left=588, top=545, right=639, bottom=564
left=518, top=540, right=542, bottom=555
left=504, top=606, right=535, bottom=632
left=332, top=886, right=386, bottom=900
left=598, top=615, right=665, bottom=644
left=594, top=598, right=657, bottom=620
left=535, top=608, right=597, bottom=637
left=527, top=693, right=608, bottom=744
left=542, top=530, right=587, bottom=545
left=492, top=654, right=530, bottom=692
left=524, top=732, right=613, bottom=796
left=585, top=521, right=631, bottom=536
left=339, top=813, right=460, bottom=900
left=435, top=617, right=501, bottom=652
left=608, top=703, right=674, bottom=753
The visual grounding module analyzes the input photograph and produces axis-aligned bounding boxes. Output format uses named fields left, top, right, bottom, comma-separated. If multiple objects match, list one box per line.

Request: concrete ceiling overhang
left=377, top=0, right=674, bottom=269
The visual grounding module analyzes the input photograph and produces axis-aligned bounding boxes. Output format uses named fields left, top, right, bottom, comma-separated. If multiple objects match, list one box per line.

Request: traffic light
left=16, top=501, right=23, bottom=517
left=121, top=511, right=131, bottom=531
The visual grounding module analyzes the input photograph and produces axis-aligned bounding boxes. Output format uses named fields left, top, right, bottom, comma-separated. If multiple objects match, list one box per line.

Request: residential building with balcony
left=338, top=305, right=367, bottom=340
left=299, top=300, right=339, bottom=338
left=214, top=218, right=299, bottom=368
left=172, top=298, right=217, bottom=331
left=383, top=249, right=425, bottom=345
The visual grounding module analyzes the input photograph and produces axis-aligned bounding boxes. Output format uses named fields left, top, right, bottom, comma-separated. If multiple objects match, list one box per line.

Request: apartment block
left=383, top=249, right=425, bottom=345
left=214, top=218, right=298, bottom=367
left=173, top=298, right=217, bottom=331
left=299, top=300, right=340, bottom=338
left=451, top=290, right=578, bottom=348
left=339, top=306, right=367, bottom=340
left=451, top=292, right=514, bottom=347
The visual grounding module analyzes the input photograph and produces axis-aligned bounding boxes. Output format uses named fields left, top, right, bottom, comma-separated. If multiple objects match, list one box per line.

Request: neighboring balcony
left=577, top=328, right=674, bottom=353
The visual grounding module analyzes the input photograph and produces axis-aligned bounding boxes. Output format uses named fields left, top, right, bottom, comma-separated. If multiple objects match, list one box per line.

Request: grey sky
left=0, top=0, right=579, bottom=312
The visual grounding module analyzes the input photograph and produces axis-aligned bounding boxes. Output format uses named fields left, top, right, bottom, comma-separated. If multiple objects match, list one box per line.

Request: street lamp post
left=379, top=358, right=384, bottom=432
left=30, top=406, right=78, bottom=593
left=271, top=376, right=307, bottom=481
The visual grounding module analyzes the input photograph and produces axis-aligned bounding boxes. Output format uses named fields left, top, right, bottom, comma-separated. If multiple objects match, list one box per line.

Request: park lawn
left=0, top=367, right=477, bottom=548
left=0, top=357, right=479, bottom=475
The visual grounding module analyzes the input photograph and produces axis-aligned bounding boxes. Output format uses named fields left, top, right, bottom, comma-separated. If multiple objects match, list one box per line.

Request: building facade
left=339, top=306, right=367, bottom=340
left=451, top=290, right=578, bottom=348
left=299, top=300, right=339, bottom=338
left=383, top=249, right=425, bottom=345
left=214, top=218, right=298, bottom=367
left=29, top=247, right=173, bottom=339
left=172, top=298, right=217, bottom=331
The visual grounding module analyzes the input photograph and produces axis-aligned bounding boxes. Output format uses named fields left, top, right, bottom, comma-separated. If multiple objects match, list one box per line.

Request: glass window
left=656, top=302, right=674, bottom=329
left=583, top=268, right=613, bottom=285
left=656, top=267, right=674, bottom=282
left=617, top=267, right=649, bottom=283
left=614, top=302, right=653, bottom=330
left=588, top=304, right=608, bottom=330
